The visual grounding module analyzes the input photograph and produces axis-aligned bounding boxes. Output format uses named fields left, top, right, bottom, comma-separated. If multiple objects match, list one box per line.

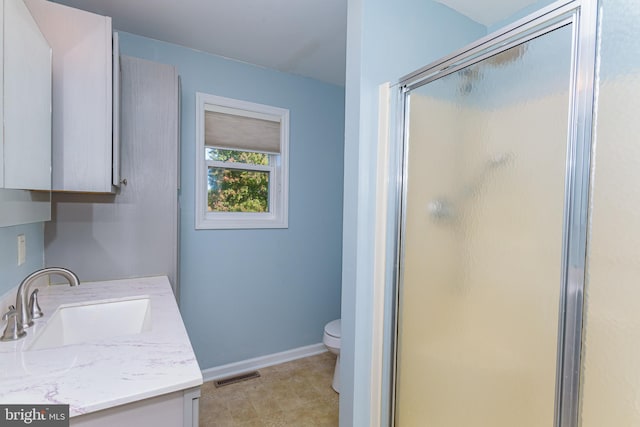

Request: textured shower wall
left=579, top=1, right=640, bottom=424
left=580, top=42, right=640, bottom=427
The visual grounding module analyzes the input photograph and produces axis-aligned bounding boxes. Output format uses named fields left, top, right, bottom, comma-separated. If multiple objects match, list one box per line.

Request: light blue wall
left=118, top=33, right=345, bottom=370
left=0, top=223, right=45, bottom=295
left=342, top=1, right=485, bottom=424
left=488, top=0, right=559, bottom=33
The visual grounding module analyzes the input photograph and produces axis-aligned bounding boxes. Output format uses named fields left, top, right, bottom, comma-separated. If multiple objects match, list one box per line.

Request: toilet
left=323, top=319, right=341, bottom=393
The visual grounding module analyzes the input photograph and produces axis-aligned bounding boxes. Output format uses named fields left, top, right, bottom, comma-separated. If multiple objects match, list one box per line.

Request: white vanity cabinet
left=1, top=0, right=51, bottom=191
left=71, top=388, right=200, bottom=427
left=0, top=276, right=203, bottom=426
left=24, top=0, right=119, bottom=193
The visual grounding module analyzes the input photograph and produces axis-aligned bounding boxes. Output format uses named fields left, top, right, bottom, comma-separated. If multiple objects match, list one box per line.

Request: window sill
left=195, top=213, right=288, bottom=230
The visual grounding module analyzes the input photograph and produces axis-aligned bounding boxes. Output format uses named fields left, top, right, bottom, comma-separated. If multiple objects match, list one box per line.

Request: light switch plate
left=17, top=234, right=26, bottom=266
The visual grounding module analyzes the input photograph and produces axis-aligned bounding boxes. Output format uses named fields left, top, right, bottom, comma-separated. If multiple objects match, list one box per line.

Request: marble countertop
left=0, top=276, right=203, bottom=417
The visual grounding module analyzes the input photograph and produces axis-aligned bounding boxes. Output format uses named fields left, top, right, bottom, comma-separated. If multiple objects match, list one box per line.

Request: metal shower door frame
left=389, top=1, right=598, bottom=426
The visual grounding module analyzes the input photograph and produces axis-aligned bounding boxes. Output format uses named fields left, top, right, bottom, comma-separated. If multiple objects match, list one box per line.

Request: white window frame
left=195, top=93, right=289, bottom=229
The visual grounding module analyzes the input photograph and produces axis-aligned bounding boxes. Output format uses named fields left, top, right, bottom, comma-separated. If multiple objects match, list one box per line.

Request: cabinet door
left=44, top=57, right=180, bottom=292
left=3, top=0, right=51, bottom=190
left=24, top=0, right=113, bottom=193
left=0, top=1, right=3, bottom=189
left=70, top=390, right=187, bottom=427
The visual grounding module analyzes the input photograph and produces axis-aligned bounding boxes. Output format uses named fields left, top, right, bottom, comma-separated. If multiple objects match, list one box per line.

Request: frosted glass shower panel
left=395, top=25, right=573, bottom=426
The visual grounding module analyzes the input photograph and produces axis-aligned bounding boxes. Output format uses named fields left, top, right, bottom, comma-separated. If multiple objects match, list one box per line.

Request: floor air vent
left=214, top=371, right=261, bottom=388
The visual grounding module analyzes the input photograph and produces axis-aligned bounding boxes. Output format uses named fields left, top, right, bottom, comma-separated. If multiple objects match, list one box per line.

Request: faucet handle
left=1, top=305, right=26, bottom=341
left=2, top=305, right=15, bottom=321
left=29, top=289, right=43, bottom=320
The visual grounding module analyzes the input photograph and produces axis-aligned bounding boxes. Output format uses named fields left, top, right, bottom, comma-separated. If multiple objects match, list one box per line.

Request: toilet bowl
left=323, top=319, right=341, bottom=393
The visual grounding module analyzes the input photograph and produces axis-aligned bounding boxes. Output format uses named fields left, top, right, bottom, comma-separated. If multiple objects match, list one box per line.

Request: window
left=195, top=93, right=289, bottom=229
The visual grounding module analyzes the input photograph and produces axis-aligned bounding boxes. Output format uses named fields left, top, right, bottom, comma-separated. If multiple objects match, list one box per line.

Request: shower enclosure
left=390, top=1, right=602, bottom=426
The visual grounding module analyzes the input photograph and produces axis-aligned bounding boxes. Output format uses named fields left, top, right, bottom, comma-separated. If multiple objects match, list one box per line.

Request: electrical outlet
left=17, top=234, right=26, bottom=266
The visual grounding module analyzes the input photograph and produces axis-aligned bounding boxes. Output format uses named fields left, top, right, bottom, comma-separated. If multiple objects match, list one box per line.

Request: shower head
left=428, top=197, right=456, bottom=221
left=487, top=153, right=514, bottom=169
left=427, top=152, right=514, bottom=223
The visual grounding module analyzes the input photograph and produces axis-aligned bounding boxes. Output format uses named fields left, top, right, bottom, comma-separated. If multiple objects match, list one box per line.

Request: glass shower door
left=395, top=24, right=574, bottom=426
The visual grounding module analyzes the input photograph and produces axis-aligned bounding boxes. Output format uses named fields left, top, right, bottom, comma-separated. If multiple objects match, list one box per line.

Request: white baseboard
left=201, top=343, right=327, bottom=382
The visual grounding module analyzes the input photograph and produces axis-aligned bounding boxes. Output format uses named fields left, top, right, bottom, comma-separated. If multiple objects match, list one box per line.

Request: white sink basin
left=27, top=296, right=152, bottom=351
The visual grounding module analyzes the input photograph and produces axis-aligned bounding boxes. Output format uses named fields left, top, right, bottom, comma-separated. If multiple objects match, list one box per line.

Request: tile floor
left=199, top=352, right=339, bottom=426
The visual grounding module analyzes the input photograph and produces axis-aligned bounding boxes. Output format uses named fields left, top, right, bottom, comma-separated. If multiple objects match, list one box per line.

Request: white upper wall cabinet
left=0, top=0, right=4, bottom=189
left=0, top=0, right=52, bottom=227
left=24, top=0, right=119, bottom=193
left=3, top=0, right=51, bottom=191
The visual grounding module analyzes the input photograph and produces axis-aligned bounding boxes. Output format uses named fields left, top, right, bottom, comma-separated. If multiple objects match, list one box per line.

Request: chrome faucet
left=15, top=267, right=80, bottom=329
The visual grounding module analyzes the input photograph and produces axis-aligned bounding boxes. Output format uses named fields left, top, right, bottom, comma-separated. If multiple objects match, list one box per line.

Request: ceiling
left=51, top=0, right=541, bottom=87
left=53, top=0, right=348, bottom=87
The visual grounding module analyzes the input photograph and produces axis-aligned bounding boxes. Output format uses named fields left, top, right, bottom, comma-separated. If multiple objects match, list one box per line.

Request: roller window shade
left=205, top=110, right=281, bottom=154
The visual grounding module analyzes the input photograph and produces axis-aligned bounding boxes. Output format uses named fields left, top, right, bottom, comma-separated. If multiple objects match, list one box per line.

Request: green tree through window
left=207, top=149, right=270, bottom=212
